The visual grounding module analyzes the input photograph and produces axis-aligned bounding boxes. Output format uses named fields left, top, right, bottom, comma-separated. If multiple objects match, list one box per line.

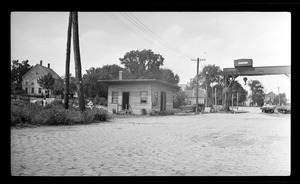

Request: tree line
left=10, top=49, right=180, bottom=99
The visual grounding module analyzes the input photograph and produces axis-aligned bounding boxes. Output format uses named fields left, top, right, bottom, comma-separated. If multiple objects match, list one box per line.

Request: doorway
left=160, top=91, right=166, bottom=111
left=122, top=92, right=130, bottom=110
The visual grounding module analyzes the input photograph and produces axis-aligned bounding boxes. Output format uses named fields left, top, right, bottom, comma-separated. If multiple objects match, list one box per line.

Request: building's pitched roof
left=184, top=89, right=206, bottom=98
left=98, top=79, right=180, bottom=90
left=22, top=64, right=62, bottom=80
left=266, top=91, right=276, bottom=97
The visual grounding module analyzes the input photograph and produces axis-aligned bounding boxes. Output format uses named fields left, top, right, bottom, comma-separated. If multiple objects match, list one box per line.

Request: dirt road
left=11, top=107, right=290, bottom=176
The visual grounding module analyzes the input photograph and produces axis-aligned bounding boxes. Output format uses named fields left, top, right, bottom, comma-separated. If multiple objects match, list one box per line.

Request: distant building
left=99, top=71, right=180, bottom=115
left=264, top=91, right=277, bottom=104
left=22, top=60, right=62, bottom=97
left=184, top=88, right=206, bottom=105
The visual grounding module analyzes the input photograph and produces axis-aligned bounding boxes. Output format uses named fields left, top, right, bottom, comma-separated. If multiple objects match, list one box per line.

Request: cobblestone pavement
left=11, top=107, right=290, bottom=176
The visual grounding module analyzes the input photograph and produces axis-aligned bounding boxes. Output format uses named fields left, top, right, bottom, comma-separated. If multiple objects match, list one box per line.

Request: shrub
left=81, top=108, right=110, bottom=124
left=11, top=98, right=110, bottom=127
left=11, top=101, right=42, bottom=126
left=95, top=97, right=107, bottom=106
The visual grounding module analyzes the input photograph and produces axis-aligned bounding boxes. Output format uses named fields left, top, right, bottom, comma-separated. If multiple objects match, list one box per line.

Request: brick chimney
left=119, top=71, right=123, bottom=80
left=48, top=63, right=50, bottom=68
left=40, top=60, right=43, bottom=66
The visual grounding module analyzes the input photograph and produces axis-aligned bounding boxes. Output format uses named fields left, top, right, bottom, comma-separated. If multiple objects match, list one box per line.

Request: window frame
left=111, top=91, right=118, bottom=104
left=153, top=91, right=158, bottom=106
left=140, top=91, right=148, bottom=103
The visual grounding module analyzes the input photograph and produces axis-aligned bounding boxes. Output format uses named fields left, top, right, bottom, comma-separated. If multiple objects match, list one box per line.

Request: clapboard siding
left=151, top=82, right=175, bottom=111
left=106, top=81, right=177, bottom=115
left=107, top=83, right=152, bottom=114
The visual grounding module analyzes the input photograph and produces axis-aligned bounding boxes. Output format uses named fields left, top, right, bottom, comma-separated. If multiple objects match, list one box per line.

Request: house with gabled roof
left=184, top=88, right=206, bottom=106
left=22, top=60, right=62, bottom=97
left=264, top=91, right=277, bottom=105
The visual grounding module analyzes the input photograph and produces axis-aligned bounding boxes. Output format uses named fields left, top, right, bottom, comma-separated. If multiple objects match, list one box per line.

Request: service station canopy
left=223, top=59, right=290, bottom=78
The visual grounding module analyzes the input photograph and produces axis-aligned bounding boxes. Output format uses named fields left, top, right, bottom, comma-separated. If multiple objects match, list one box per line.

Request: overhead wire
left=105, top=12, right=179, bottom=57
left=120, top=12, right=192, bottom=59
left=127, top=12, right=193, bottom=59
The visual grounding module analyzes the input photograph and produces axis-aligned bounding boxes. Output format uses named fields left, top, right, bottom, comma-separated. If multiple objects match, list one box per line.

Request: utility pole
left=237, top=92, right=239, bottom=110
left=232, top=93, right=234, bottom=109
left=191, top=58, right=206, bottom=114
left=64, top=12, right=72, bottom=109
left=205, top=83, right=208, bottom=107
left=215, top=87, right=217, bottom=111
left=277, top=86, right=281, bottom=106
left=72, top=12, right=85, bottom=111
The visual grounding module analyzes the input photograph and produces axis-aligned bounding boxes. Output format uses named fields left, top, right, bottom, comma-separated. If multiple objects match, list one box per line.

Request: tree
left=53, top=78, right=64, bottom=98
left=37, top=73, right=55, bottom=97
left=228, top=81, right=248, bottom=106
left=159, top=68, right=180, bottom=85
left=83, top=64, right=134, bottom=98
left=64, top=12, right=72, bottom=109
left=72, top=12, right=85, bottom=111
left=187, top=64, right=223, bottom=106
left=119, top=49, right=164, bottom=79
left=11, top=60, right=33, bottom=94
left=248, top=80, right=265, bottom=106
left=274, top=93, right=287, bottom=106
left=173, top=89, right=186, bottom=108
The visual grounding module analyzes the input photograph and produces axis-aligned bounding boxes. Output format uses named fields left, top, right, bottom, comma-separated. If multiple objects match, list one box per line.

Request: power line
left=119, top=12, right=192, bottom=59
left=127, top=12, right=193, bottom=59
left=123, top=12, right=192, bottom=59
left=105, top=12, right=182, bottom=57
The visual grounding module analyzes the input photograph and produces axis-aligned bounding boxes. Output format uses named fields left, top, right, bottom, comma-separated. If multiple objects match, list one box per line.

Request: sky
left=11, top=12, right=291, bottom=100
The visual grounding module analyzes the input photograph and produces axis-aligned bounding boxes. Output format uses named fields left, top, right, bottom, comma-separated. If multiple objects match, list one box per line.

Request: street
left=11, top=107, right=290, bottom=176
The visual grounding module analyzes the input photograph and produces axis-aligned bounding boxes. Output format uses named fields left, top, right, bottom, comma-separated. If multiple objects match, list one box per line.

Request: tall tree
left=248, top=80, right=265, bottom=106
left=83, top=64, right=134, bottom=98
left=37, top=73, right=55, bottom=97
left=119, top=49, right=164, bottom=79
left=187, top=64, right=223, bottom=105
left=159, top=68, right=180, bottom=85
left=274, top=93, right=287, bottom=106
left=227, top=80, right=248, bottom=106
left=11, top=60, right=33, bottom=94
left=53, top=78, right=64, bottom=98
left=72, top=12, right=85, bottom=111
left=64, top=12, right=72, bottom=109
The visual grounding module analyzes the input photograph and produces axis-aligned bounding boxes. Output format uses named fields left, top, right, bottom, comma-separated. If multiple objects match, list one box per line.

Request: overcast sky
left=11, top=12, right=291, bottom=100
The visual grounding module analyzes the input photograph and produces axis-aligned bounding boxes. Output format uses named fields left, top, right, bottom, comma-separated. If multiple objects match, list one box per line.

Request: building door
left=122, top=92, right=130, bottom=110
left=160, top=91, right=166, bottom=111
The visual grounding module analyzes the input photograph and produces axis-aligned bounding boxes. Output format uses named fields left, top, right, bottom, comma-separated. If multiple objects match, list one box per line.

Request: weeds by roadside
left=11, top=99, right=111, bottom=127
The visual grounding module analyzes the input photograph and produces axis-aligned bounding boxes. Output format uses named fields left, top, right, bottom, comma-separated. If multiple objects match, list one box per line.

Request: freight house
left=99, top=71, right=180, bottom=115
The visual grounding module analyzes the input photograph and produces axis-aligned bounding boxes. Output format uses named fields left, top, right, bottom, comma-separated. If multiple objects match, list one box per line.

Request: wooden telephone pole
left=191, top=57, right=206, bottom=114
left=72, top=12, right=85, bottom=111
left=64, top=12, right=85, bottom=111
left=64, top=12, right=72, bottom=109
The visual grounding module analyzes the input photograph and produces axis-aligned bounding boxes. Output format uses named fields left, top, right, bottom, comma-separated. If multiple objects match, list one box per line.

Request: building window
left=25, top=81, right=28, bottom=85
left=31, top=82, right=34, bottom=85
left=140, top=91, right=148, bottom=103
left=153, top=92, right=158, bottom=106
left=25, top=88, right=28, bottom=94
left=112, top=91, right=118, bottom=104
left=38, top=88, right=42, bottom=94
left=31, top=88, right=35, bottom=94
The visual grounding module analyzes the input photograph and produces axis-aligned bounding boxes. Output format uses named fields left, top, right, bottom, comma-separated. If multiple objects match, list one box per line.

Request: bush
left=11, top=99, right=110, bottom=127
left=11, top=101, right=42, bottom=126
left=81, top=108, right=110, bottom=124
left=93, top=96, right=107, bottom=106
